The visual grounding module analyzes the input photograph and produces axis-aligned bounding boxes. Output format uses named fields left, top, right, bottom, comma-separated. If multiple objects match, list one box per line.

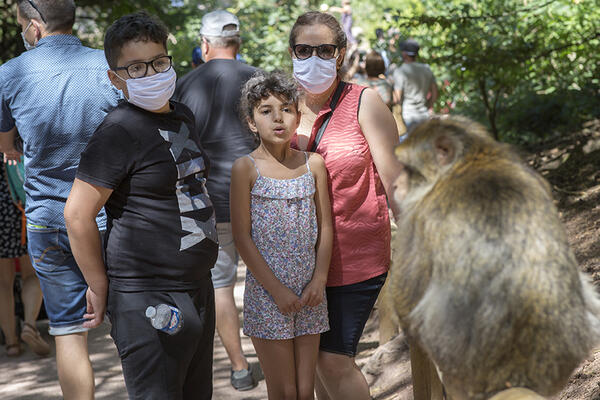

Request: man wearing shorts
left=174, top=9, right=258, bottom=391
left=0, top=0, right=119, bottom=398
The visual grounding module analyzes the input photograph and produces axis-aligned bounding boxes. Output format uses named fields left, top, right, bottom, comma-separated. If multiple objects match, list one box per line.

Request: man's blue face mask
left=21, top=21, right=36, bottom=51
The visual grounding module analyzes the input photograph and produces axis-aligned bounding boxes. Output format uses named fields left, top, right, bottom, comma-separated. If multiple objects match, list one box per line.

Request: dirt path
left=0, top=267, right=269, bottom=400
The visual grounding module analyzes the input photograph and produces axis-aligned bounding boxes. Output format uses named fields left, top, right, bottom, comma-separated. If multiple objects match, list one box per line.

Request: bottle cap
left=145, top=306, right=156, bottom=318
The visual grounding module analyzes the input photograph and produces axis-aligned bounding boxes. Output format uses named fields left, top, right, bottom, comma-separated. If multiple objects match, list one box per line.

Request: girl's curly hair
left=240, top=70, right=301, bottom=139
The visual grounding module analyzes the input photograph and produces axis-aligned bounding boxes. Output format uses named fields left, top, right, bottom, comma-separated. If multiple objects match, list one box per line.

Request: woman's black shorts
left=319, top=272, right=387, bottom=357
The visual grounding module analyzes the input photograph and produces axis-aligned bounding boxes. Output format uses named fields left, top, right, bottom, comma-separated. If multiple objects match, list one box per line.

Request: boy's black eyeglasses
left=27, top=0, right=47, bottom=23
left=293, top=44, right=338, bottom=60
left=115, top=56, right=173, bottom=79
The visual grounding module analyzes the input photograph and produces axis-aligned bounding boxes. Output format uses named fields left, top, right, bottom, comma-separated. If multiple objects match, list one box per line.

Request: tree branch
left=391, top=0, right=557, bottom=25
left=531, top=31, right=600, bottom=61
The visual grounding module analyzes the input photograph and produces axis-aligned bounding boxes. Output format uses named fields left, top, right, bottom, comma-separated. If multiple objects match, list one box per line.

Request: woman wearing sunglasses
left=288, top=11, right=403, bottom=400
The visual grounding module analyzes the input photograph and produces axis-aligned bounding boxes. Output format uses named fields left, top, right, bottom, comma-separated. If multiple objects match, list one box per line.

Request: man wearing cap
left=392, top=38, right=438, bottom=134
left=174, top=9, right=258, bottom=392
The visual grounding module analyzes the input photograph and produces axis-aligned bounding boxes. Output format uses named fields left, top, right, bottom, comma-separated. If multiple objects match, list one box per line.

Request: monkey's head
left=392, top=116, right=494, bottom=210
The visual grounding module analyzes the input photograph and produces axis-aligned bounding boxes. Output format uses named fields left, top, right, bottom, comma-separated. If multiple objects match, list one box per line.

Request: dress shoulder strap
left=246, top=154, right=260, bottom=176
left=303, top=151, right=311, bottom=173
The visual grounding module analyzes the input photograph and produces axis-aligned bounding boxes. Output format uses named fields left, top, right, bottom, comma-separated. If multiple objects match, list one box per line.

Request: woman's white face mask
left=116, top=68, right=176, bottom=111
left=293, top=56, right=338, bottom=95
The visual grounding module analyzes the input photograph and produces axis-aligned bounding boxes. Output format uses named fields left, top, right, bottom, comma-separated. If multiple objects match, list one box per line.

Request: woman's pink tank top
left=292, top=82, right=391, bottom=287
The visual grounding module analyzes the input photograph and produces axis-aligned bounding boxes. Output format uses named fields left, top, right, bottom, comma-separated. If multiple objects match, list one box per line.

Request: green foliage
left=234, top=0, right=322, bottom=71
left=383, top=0, right=600, bottom=140
left=1, top=0, right=598, bottom=144
left=0, top=0, right=24, bottom=64
left=73, top=0, right=218, bottom=76
left=500, top=85, right=600, bottom=145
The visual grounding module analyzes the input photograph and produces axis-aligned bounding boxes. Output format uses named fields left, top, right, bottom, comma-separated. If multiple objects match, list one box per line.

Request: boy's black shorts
left=107, top=277, right=215, bottom=400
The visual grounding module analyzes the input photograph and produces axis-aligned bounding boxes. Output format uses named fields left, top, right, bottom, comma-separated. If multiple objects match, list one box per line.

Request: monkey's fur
left=390, top=117, right=600, bottom=399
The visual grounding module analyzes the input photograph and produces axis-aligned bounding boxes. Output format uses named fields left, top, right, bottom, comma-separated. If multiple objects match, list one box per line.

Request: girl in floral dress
left=230, top=71, right=333, bottom=399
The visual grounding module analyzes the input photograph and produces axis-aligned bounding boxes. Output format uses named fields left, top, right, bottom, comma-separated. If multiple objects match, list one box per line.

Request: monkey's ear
left=434, top=134, right=456, bottom=166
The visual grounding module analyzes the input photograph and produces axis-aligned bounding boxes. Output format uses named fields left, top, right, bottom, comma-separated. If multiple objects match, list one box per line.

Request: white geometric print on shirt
left=159, top=125, right=217, bottom=250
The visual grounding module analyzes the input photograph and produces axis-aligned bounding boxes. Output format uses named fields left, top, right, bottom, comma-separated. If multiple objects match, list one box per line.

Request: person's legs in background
left=215, top=285, right=254, bottom=381
left=18, top=254, right=49, bottom=356
left=0, top=170, right=30, bottom=357
left=0, top=258, right=20, bottom=356
left=213, top=222, right=256, bottom=391
left=403, top=114, right=429, bottom=136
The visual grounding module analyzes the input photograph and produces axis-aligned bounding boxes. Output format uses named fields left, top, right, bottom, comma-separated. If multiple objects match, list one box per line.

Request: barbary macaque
left=389, top=117, right=600, bottom=399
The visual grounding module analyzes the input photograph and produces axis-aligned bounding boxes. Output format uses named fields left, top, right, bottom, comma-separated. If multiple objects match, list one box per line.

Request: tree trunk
left=478, top=78, right=500, bottom=140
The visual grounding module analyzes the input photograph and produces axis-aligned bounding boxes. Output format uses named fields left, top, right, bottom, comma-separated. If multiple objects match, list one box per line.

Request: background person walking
left=0, top=1, right=119, bottom=398
left=0, top=159, right=48, bottom=358
left=392, top=39, right=438, bottom=135
left=174, top=9, right=258, bottom=391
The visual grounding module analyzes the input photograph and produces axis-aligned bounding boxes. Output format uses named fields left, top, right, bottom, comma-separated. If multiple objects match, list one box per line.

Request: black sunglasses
left=26, top=0, right=47, bottom=24
left=293, top=44, right=338, bottom=60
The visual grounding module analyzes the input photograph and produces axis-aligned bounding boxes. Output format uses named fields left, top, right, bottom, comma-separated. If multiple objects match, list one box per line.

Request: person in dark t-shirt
left=64, top=12, right=218, bottom=399
left=173, top=9, right=258, bottom=391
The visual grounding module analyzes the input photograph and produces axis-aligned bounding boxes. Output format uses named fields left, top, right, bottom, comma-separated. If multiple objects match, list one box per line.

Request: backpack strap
left=310, top=81, right=347, bottom=153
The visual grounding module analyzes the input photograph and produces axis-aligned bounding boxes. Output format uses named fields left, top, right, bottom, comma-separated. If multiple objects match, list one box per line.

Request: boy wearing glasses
left=64, top=12, right=218, bottom=399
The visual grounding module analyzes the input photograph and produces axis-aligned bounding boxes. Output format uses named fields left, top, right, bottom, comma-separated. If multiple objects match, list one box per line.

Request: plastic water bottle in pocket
left=145, top=304, right=184, bottom=335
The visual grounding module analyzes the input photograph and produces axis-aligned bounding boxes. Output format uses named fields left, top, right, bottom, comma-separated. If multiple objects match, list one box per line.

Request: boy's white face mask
left=116, top=68, right=176, bottom=111
left=293, top=56, right=337, bottom=95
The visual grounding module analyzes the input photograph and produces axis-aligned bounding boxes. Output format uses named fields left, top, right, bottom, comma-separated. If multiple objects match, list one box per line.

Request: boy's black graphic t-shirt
left=77, top=100, right=218, bottom=292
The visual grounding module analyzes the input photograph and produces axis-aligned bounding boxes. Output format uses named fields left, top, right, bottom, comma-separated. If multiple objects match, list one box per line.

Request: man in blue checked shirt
left=0, top=1, right=119, bottom=398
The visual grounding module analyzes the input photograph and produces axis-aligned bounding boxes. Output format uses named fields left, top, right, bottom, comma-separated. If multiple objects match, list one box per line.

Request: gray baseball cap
left=200, top=10, right=240, bottom=37
left=401, top=39, right=420, bottom=56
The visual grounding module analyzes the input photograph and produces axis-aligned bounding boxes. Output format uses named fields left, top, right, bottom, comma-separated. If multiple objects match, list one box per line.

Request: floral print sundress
left=242, top=152, right=329, bottom=339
